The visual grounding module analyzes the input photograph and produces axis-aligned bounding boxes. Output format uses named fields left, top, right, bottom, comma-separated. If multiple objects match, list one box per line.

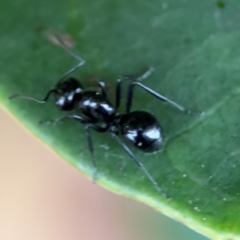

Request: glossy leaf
left=1, top=0, right=240, bottom=239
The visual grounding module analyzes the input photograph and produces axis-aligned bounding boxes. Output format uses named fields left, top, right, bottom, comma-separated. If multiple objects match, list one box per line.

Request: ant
left=10, top=36, right=190, bottom=199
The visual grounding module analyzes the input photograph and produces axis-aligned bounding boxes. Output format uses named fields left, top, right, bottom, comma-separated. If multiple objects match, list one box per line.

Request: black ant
left=10, top=36, right=190, bottom=199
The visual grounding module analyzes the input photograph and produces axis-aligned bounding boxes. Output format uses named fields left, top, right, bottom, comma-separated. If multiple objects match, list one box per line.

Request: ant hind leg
left=111, top=133, right=170, bottom=199
left=85, top=127, right=98, bottom=182
left=115, top=67, right=154, bottom=110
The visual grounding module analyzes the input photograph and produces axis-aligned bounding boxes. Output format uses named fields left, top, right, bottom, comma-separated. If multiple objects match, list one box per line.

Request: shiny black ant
left=10, top=36, right=189, bottom=199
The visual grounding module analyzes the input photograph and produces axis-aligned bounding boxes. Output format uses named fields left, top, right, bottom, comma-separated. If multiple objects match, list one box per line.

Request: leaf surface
left=1, top=0, right=240, bottom=239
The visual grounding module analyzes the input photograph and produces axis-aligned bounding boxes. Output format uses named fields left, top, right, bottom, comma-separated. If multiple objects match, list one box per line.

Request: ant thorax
left=78, top=91, right=116, bottom=122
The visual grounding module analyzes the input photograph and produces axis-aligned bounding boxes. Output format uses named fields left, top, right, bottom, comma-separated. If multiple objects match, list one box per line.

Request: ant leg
left=53, top=35, right=86, bottom=84
left=39, top=115, right=69, bottom=125
left=9, top=89, right=57, bottom=104
left=54, top=35, right=85, bottom=62
left=39, top=114, right=94, bottom=125
left=40, top=114, right=109, bottom=132
left=126, top=82, right=187, bottom=114
left=57, top=60, right=85, bottom=84
left=111, top=133, right=170, bottom=199
left=136, top=67, right=155, bottom=81
left=115, top=79, right=122, bottom=110
left=85, top=127, right=98, bottom=182
left=67, top=115, right=109, bottom=132
left=56, top=115, right=108, bottom=182
left=40, top=113, right=108, bottom=182
left=115, top=67, right=154, bottom=110
left=98, top=81, right=110, bottom=101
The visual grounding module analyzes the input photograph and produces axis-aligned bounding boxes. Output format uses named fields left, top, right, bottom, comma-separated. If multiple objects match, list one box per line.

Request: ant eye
left=76, top=88, right=82, bottom=93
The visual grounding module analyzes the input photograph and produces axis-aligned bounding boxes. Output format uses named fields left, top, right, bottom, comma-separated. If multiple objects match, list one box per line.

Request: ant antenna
left=9, top=89, right=57, bottom=103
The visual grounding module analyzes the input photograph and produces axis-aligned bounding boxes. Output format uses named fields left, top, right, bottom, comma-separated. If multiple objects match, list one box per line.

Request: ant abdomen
left=120, top=111, right=164, bottom=153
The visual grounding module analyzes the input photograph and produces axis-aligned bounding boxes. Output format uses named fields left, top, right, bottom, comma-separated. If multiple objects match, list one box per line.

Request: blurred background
left=0, top=107, right=209, bottom=240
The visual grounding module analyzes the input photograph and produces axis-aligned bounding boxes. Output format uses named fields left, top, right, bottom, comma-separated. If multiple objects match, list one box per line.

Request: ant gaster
left=10, top=36, right=189, bottom=199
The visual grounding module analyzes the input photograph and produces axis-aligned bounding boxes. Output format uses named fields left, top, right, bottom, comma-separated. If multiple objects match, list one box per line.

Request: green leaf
left=1, top=0, right=240, bottom=239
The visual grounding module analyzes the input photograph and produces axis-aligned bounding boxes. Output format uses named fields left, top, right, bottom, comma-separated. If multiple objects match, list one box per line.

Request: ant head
left=55, top=77, right=84, bottom=111
left=55, top=77, right=84, bottom=94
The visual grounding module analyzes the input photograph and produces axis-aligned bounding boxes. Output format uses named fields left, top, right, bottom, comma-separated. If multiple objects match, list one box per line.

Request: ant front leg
left=136, top=67, right=155, bottom=81
left=115, top=67, right=154, bottom=111
left=53, top=35, right=86, bottom=84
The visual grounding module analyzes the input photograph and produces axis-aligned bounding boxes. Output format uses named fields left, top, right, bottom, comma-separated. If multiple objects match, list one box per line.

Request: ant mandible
left=10, top=36, right=189, bottom=199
